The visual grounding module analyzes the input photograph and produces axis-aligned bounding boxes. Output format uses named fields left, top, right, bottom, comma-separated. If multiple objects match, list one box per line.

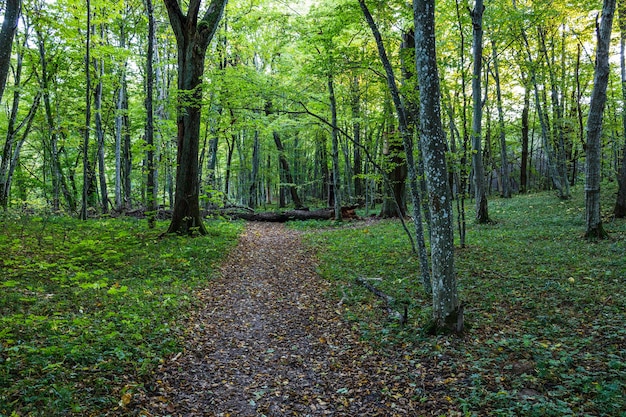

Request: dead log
left=356, top=277, right=407, bottom=324
left=226, top=205, right=360, bottom=222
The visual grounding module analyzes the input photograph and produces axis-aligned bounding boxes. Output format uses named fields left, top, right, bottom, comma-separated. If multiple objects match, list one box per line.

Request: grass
left=0, top=215, right=243, bottom=416
left=2, top=186, right=624, bottom=416
left=301, top=185, right=626, bottom=416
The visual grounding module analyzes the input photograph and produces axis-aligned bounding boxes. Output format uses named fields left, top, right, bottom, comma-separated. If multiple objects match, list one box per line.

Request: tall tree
left=491, top=39, right=511, bottom=198
left=359, top=0, right=431, bottom=293
left=163, top=0, right=228, bottom=235
left=585, top=0, right=615, bottom=239
left=93, top=24, right=108, bottom=214
left=145, top=0, right=156, bottom=228
left=328, top=75, right=342, bottom=220
left=614, top=0, right=626, bottom=217
left=470, top=0, right=489, bottom=223
left=81, top=0, right=92, bottom=220
left=414, top=0, right=463, bottom=333
left=0, top=0, right=20, bottom=104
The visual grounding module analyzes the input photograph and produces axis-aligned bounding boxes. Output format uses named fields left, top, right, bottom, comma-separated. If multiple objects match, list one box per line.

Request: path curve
left=139, top=222, right=442, bottom=416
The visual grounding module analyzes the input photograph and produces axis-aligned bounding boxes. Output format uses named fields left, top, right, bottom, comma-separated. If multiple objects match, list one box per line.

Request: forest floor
left=136, top=222, right=455, bottom=416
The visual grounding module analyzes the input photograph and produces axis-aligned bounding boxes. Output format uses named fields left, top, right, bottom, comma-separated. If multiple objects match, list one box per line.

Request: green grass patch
left=0, top=215, right=242, bottom=416
left=304, top=186, right=626, bottom=416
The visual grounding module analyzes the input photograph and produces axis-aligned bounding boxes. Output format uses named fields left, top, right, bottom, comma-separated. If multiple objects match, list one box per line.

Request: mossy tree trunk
left=414, top=0, right=462, bottom=333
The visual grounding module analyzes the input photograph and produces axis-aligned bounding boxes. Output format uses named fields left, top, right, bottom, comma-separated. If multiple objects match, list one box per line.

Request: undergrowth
left=303, top=187, right=626, bottom=416
left=0, top=215, right=242, bottom=416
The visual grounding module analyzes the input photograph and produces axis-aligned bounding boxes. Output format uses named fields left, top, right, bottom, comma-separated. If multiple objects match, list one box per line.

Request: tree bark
left=93, top=37, right=109, bottom=215
left=249, top=131, right=260, bottom=209
left=358, top=0, right=409, bottom=219
left=470, top=0, right=489, bottom=223
left=414, top=0, right=462, bottom=333
left=145, top=0, right=157, bottom=228
left=520, top=81, right=530, bottom=193
left=164, top=0, right=228, bottom=235
left=585, top=0, right=615, bottom=239
left=519, top=25, right=566, bottom=198
left=328, top=75, right=342, bottom=220
left=230, top=206, right=358, bottom=222
left=615, top=1, right=626, bottom=217
left=492, top=40, right=511, bottom=198
left=359, top=0, right=431, bottom=293
left=81, top=0, right=92, bottom=220
left=0, top=0, right=20, bottom=104
left=538, top=27, right=571, bottom=199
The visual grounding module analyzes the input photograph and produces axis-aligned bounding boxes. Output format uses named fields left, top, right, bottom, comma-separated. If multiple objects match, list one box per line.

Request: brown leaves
left=135, top=223, right=457, bottom=416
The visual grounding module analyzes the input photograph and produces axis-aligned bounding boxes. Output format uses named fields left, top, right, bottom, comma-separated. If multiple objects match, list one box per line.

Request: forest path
left=139, top=222, right=442, bottom=416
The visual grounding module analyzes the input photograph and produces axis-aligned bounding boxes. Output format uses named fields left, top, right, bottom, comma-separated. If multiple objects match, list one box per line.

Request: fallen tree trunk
left=227, top=206, right=359, bottom=222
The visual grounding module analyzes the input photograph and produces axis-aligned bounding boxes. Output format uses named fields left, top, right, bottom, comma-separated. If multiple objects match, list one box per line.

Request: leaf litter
left=135, top=222, right=456, bottom=416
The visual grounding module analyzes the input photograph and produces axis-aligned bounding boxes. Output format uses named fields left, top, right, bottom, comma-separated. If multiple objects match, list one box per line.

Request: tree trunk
left=351, top=76, right=364, bottom=202
left=114, top=20, right=128, bottom=212
left=615, top=1, right=626, bottom=217
left=328, top=75, right=342, bottom=220
left=35, top=24, right=65, bottom=212
left=359, top=0, right=410, bottom=219
left=520, top=82, right=530, bottom=193
left=164, top=0, right=227, bottom=235
left=0, top=0, right=20, bottom=104
left=81, top=0, right=92, bottom=220
left=414, top=0, right=462, bottom=333
left=0, top=37, right=41, bottom=209
left=519, top=25, right=566, bottom=199
left=585, top=0, right=615, bottom=239
left=470, top=0, right=489, bottom=223
left=93, top=45, right=109, bottom=215
left=145, top=0, right=156, bottom=228
left=360, top=1, right=431, bottom=292
left=492, top=40, right=511, bottom=198
left=539, top=27, right=571, bottom=199
left=249, top=131, right=260, bottom=209
left=272, top=130, right=304, bottom=210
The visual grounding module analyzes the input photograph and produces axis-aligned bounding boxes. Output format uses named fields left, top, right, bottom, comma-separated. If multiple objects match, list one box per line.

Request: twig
left=355, top=277, right=407, bottom=324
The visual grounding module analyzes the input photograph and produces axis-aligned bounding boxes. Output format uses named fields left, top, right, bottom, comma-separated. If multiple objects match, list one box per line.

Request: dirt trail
left=139, top=222, right=445, bottom=416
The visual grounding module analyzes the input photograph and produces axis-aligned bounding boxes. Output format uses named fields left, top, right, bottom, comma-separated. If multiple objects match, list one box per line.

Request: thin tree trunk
left=539, top=27, right=571, bottom=199
left=81, top=0, right=92, bottom=220
left=114, top=19, right=128, bottom=211
left=492, top=40, right=511, bottom=198
left=615, top=1, right=626, bottom=217
left=351, top=76, right=364, bottom=202
left=360, top=0, right=432, bottom=292
left=145, top=0, right=156, bottom=228
left=328, top=75, right=342, bottom=220
left=93, top=33, right=108, bottom=214
left=0, top=42, right=41, bottom=208
left=585, top=0, right=615, bottom=239
left=519, top=23, right=566, bottom=198
left=359, top=0, right=409, bottom=219
left=249, top=131, right=260, bottom=208
left=520, top=80, right=530, bottom=193
left=470, top=0, right=489, bottom=223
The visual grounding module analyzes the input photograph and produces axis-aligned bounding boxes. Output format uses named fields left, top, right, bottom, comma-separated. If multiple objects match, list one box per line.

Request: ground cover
left=0, top=215, right=242, bottom=416
left=301, top=186, right=626, bottom=416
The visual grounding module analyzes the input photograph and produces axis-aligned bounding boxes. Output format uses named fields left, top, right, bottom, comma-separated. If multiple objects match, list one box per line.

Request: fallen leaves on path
left=136, top=222, right=458, bottom=416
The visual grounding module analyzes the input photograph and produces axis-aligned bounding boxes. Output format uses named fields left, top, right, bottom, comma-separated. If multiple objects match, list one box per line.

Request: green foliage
left=305, top=187, right=626, bottom=416
left=0, top=215, right=242, bottom=416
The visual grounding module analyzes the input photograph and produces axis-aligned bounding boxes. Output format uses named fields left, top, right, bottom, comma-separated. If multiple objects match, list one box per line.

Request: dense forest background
left=1, top=0, right=625, bottom=224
